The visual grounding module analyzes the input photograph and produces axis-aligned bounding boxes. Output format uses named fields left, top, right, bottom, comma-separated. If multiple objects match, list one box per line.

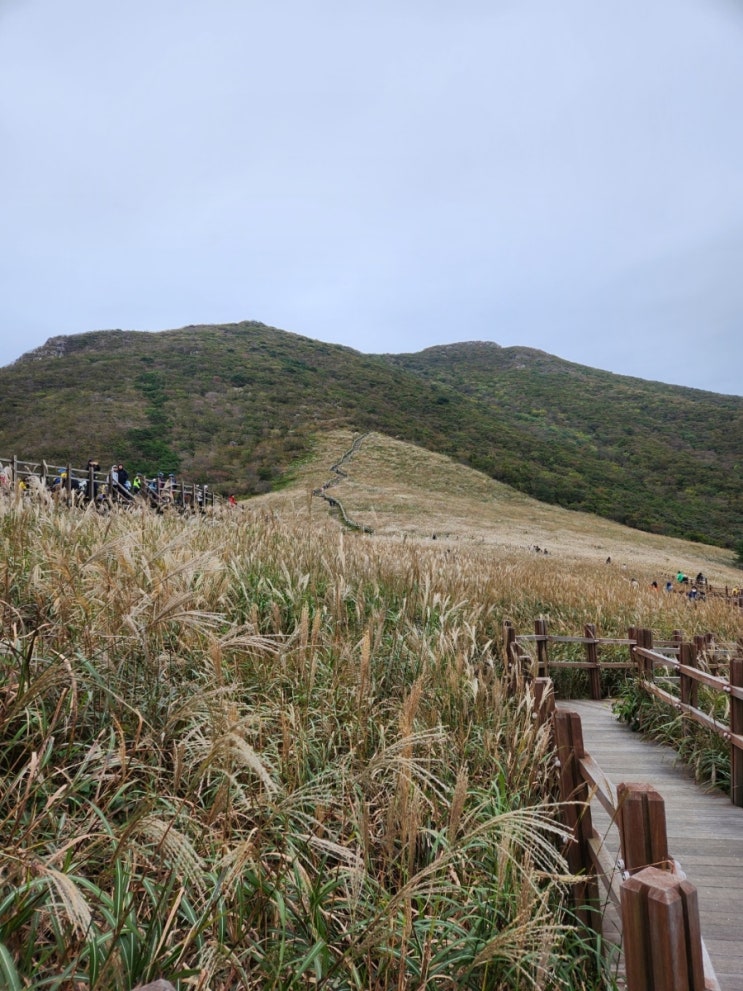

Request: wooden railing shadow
left=530, top=678, right=721, bottom=990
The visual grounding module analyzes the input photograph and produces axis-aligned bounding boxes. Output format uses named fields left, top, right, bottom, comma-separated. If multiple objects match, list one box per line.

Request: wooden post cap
left=617, top=781, right=669, bottom=873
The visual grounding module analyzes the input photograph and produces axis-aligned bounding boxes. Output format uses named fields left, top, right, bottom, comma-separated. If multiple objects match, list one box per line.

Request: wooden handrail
left=507, top=621, right=743, bottom=796
left=548, top=699, right=720, bottom=991
left=633, top=642, right=743, bottom=806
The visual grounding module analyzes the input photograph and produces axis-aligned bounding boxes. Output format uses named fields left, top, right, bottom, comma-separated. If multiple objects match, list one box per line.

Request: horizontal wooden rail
left=635, top=646, right=743, bottom=697
left=634, top=644, right=743, bottom=806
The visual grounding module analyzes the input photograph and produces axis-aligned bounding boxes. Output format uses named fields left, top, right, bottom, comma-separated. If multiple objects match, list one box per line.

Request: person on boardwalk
left=113, top=463, right=132, bottom=502
left=117, top=463, right=129, bottom=491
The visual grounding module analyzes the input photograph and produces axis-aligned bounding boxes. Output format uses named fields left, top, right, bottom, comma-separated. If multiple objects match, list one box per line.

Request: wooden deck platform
left=558, top=698, right=743, bottom=991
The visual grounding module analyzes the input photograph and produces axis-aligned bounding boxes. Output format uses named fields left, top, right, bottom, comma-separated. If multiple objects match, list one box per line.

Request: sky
left=1, top=1, right=742, bottom=396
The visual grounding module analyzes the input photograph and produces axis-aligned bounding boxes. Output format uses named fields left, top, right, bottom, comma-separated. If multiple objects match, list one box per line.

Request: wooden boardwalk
left=558, top=698, right=743, bottom=991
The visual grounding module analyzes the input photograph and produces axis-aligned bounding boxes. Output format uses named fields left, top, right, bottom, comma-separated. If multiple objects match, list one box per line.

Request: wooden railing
left=532, top=679, right=720, bottom=991
left=634, top=643, right=743, bottom=809
left=508, top=620, right=743, bottom=808
left=0, top=454, right=217, bottom=510
left=505, top=618, right=638, bottom=700
left=504, top=620, right=741, bottom=687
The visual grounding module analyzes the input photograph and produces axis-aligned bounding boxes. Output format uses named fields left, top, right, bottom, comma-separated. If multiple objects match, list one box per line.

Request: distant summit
left=386, top=340, right=575, bottom=376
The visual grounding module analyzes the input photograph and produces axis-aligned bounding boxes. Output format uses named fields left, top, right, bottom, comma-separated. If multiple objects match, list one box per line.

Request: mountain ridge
left=2, top=321, right=741, bottom=548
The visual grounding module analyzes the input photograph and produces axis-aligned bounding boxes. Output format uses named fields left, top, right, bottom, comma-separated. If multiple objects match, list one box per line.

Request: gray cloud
left=1, top=0, right=741, bottom=395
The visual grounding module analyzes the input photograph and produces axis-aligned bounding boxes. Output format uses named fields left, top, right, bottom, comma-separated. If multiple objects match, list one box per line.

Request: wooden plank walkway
left=558, top=698, right=743, bottom=991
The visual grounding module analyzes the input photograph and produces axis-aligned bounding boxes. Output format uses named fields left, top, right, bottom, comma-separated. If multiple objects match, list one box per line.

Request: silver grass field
left=1, top=465, right=741, bottom=990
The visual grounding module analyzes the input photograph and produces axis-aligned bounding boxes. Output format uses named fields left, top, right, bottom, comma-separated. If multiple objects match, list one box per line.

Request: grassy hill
left=381, top=342, right=743, bottom=546
left=1, top=322, right=741, bottom=548
left=271, top=429, right=743, bottom=585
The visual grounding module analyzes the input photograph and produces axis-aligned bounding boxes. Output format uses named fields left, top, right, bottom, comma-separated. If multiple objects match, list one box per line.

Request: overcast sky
left=2, top=1, right=742, bottom=395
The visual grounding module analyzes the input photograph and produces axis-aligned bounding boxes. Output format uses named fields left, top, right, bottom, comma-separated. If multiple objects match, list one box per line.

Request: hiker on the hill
left=147, top=473, right=164, bottom=501
left=117, top=463, right=129, bottom=490
left=114, top=463, right=133, bottom=501
left=166, top=472, right=179, bottom=504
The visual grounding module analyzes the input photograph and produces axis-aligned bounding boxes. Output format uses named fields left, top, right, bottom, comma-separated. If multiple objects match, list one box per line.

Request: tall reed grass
left=1, top=496, right=740, bottom=989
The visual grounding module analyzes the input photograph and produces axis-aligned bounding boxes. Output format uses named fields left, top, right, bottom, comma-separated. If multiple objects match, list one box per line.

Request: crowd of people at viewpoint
left=2, top=455, right=238, bottom=510
left=45, top=459, right=213, bottom=510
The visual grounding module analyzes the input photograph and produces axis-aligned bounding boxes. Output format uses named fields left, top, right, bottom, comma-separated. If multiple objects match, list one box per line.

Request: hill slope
left=1, top=323, right=741, bottom=547
left=271, top=429, right=743, bottom=585
left=381, top=342, right=743, bottom=546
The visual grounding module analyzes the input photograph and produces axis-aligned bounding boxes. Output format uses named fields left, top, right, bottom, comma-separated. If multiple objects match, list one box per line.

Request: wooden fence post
left=631, top=627, right=654, bottom=679
left=553, top=710, right=600, bottom=933
left=503, top=621, right=515, bottom=667
left=532, top=676, right=555, bottom=728
left=584, top=623, right=601, bottom=700
left=534, top=617, right=549, bottom=677
left=643, top=628, right=655, bottom=677
left=679, top=642, right=698, bottom=740
left=630, top=627, right=640, bottom=674
left=621, top=867, right=705, bottom=991
left=730, top=658, right=743, bottom=808
left=616, top=782, right=669, bottom=874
